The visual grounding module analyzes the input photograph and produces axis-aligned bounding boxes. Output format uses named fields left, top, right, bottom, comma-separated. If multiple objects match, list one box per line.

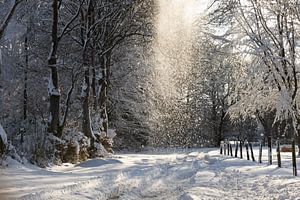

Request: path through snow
left=1, top=149, right=300, bottom=199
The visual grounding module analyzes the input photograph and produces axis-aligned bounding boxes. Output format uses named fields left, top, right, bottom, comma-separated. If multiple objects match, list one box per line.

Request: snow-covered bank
left=1, top=148, right=300, bottom=200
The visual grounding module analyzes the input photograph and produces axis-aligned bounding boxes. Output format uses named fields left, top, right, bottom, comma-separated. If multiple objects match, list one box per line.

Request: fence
left=220, top=139, right=298, bottom=176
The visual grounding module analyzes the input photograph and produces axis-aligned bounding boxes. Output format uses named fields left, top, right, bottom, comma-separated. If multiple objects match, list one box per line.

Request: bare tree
left=0, top=0, right=24, bottom=40
left=211, top=0, right=300, bottom=151
left=47, top=0, right=82, bottom=137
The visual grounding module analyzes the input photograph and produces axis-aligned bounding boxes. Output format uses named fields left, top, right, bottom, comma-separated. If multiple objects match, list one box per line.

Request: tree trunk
left=0, top=49, right=2, bottom=116
left=82, top=0, right=95, bottom=146
left=259, top=141, right=262, bottom=163
left=82, top=49, right=94, bottom=144
left=267, top=130, right=272, bottom=165
left=276, top=139, right=281, bottom=167
left=58, top=70, right=77, bottom=137
left=246, top=142, right=250, bottom=160
left=99, top=52, right=111, bottom=135
left=240, top=141, right=243, bottom=159
left=217, top=110, right=225, bottom=147
left=260, top=120, right=273, bottom=164
left=91, top=48, right=97, bottom=110
left=21, top=34, right=29, bottom=144
left=220, top=142, right=223, bottom=155
left=249, top=142, right=255, bottom=162
left=235, top=141, right=238, bottom=157
left=48, top=66, right=60, bottom=136
left=47, top=0, right=61, bottom=138
left=23, top=35, right=28, bottom=121
left=297, top=134, right=300, bottom=156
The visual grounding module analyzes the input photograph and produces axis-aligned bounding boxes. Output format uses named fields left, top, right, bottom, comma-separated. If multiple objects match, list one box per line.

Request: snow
left=107, top=129, right=117, bottom=138
left=75, top=158, right=122, bottom=168
left=96, top=129, right=117, bottom=138
left=1, top=148, right=300, bottom=199
left=81, top=81, right=88, bottom=97
left=47, top=75, right=60, bottom=96
left=47, top=42, right=54, bottom=62
left=0, top=124, right=8, bottom=145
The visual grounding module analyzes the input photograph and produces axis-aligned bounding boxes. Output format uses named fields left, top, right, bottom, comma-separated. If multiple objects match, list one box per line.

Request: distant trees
left=188, top=34, right=238, bottom=146
left=210, top=0, right=300, bottom=153
left=142, top=9, right=245, bottom=147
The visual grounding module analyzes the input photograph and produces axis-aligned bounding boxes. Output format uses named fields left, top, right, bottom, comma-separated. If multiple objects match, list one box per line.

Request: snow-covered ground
left=1, top=148, right=300, bottom=200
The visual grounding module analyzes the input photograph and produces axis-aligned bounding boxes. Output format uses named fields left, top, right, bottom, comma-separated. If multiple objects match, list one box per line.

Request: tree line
left=1, top=0, right=300, bottom=166
left=0, top=0, right=153, bottom=165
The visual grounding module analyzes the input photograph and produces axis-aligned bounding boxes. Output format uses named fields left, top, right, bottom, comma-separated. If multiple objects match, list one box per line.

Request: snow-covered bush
left=92, top=142, right=109, bottom=158
left=4, top=144, right=25, bottom=164
left=94, top=129, right=116, bottom=154
left=3, top=117, right=62, bottom=167
left=59, top=129, right=115, bottom=164
left=31, top=133, right=64, bottom=167
left=0, top=124, right=27, bottom=166
left=62, top=131, right=90, bottom=163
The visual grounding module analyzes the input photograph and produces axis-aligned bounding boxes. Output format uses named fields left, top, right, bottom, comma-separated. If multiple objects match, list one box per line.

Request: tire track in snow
left=20, top=156, right=193, bottom=200
left=9, top=150, right=300, bottom=200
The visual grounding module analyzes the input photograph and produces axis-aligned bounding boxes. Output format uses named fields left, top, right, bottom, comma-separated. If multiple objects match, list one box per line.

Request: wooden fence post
left=220, top=141, right=223, bottom=155
left=246, top=142, right=250, bottom=160
left=249, top=142, right=255, bottom=161
left=292, top=139, right=297, bottom=176
left=235, top=141, right=238, bottom=158
left=258, top=141, right=262, bottom=164
left=240, top=141, right=243, bottom=159
left=276, top=139, right=281, bottom=168
left=227, top=142, right=230, bottom=156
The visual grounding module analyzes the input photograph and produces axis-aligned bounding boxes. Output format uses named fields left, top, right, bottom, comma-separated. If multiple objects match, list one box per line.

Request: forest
left=0, top=0, right=300, bottom=167
left=2, top=0, right=300, bottom=199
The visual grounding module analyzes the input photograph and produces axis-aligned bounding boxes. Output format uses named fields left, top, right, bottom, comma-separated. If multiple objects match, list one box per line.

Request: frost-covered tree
left=187, top=33, right=239, bottom=146
left=0, top=0, right=154, bottom=164
left=210, top=0, right=300, bottom=160
left=212, top=1, right=300, bottom=129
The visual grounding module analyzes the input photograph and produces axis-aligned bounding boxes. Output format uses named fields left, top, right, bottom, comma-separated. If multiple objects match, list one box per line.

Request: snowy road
left=1, top=148, right=300, bottom=200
